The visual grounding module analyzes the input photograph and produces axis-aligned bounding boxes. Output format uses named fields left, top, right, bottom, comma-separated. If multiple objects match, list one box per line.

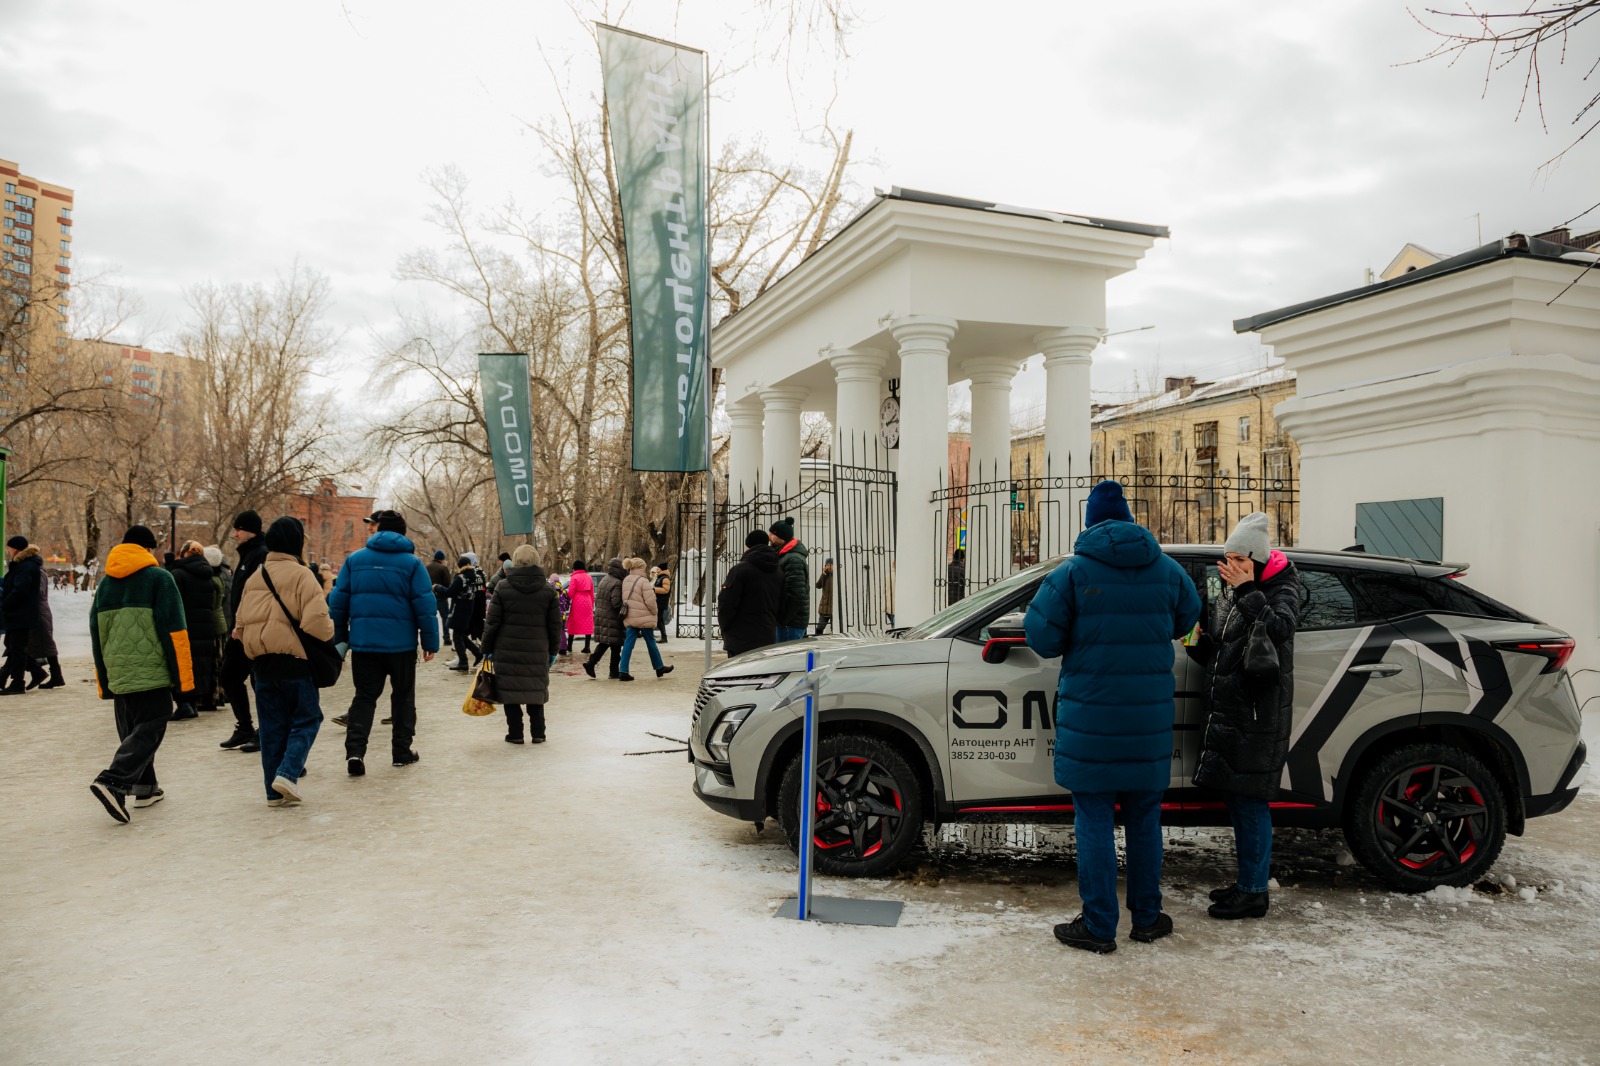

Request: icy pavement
left=3, top=647, right=1598, bottom=1065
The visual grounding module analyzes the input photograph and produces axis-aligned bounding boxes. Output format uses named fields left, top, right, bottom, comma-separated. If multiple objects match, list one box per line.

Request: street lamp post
left=158, top=500, right=188, bottom=557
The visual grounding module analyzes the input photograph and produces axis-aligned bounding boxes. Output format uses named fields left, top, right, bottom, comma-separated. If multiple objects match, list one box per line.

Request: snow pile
left=1426, top=885, right=1482, bottom=905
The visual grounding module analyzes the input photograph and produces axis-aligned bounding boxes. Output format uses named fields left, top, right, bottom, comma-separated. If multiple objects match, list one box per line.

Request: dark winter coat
left=171, top=554, right=220, bottom=698
left=446, top=565, right=487, bottom=637
left=1189, top=556, right=1301, bottom=801
left=593, top=558, right=627, bottom=646
left=814, top=568, right=833, bottom=618
left=1023, top=520, right=1202, bottom=794
left=718, top=544, right=783, bottom=657
left=327, top=531, right=441, bottom=654
left=211, top=568, right=228, bottom=637
left=481, top=565, right=562, bottom=706
left=27, top=565, right=58, bottom=659
left=2, top=547, right=43, bottom=630
left=947, top=559, right=966, bottom=604
left=229, top=536, right=269, bottom=617
left=774, top=539, right=809, bottom=628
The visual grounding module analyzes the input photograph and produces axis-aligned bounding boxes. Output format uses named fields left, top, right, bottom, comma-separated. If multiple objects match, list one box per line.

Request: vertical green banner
left=478, top=354, right=535, bottom=536
left=597, top=23, right=709, bottom=472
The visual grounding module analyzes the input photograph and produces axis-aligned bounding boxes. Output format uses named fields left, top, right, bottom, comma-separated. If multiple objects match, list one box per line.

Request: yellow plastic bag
left=461, top=661, right=497, bottom=716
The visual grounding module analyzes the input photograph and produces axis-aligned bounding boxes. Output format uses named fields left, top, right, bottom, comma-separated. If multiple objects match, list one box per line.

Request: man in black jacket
left=718, top=531, right=783, bottom=658
left=219, top=510, right=268, bottom=751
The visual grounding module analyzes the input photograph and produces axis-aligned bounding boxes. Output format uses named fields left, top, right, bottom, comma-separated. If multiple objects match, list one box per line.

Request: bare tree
left=1411, top=2, right=1600, bottom=166
left=181, top=265, right=343, bottom=543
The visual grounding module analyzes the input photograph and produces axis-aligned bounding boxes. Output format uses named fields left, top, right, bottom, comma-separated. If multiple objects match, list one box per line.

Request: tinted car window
left=1297, top=567, right=1359, bottom=630
left=1352, top=572, right=1534, bottom=623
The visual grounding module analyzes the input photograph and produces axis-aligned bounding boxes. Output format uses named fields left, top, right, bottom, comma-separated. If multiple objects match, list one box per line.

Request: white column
left=828, top=347, right=887, bottom=466
left=759, top=385, right=807, bottom=497
left=726, top=399, right=765, bottom=504
left=1037, top=327, right=1100, bottom=477
left=890, top=315, right=958, bottom=628
left=964, top=354, right=1023, bottom=582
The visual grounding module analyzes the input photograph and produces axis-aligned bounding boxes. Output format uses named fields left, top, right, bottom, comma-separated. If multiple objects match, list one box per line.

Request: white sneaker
left=271, top=776, right=302, bottom=803
left=267, top=795, right=301, bottom=808
left=133, top=788, right=165, bottom=808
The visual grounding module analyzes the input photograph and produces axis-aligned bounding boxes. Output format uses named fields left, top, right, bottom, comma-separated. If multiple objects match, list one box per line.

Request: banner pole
left=795, top=649, right=817, bottom=920
left=703, top=55, right=714, bottom=675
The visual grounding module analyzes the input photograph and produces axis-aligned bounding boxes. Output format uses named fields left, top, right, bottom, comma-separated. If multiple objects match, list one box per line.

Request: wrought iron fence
left=932, top=452, right=1299, bottom=601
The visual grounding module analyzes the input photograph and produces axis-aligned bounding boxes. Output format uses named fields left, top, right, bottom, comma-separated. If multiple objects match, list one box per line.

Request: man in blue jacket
left=328, top=509, right=440, bottom=775
left=1024, top=480, right=1200, bottom=953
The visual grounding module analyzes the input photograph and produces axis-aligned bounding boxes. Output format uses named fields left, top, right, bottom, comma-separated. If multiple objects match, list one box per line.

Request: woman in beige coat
left=234, top=516, right=336, bottom=807
left=617, top=557, right=673, bottom=681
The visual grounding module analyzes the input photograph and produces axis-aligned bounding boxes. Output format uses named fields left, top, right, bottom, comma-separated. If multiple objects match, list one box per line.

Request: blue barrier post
left=794, top=650, right=817, bottom=920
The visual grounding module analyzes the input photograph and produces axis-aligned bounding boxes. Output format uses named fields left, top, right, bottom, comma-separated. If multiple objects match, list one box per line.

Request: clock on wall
left=880, top=384, right=900, bottom=450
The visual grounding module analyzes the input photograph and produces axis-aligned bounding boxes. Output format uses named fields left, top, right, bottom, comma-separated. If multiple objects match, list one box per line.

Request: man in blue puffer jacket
left=1025, top=480, right=1200, bottom=954
left=328, top=509, right=440, bottom=775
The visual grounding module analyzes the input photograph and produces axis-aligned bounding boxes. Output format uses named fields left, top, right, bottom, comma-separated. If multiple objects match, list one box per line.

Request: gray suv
left=690, top=547, right=1589, bottom=892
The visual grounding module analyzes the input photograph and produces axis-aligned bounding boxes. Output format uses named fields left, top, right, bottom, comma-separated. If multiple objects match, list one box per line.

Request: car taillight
left=1496, top=638, right=1576, bottom=674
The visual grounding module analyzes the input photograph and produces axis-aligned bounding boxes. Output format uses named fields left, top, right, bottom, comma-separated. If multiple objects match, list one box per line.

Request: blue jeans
left=1072, top=790, right=1164, bottom=939
left=619, top=627, right=663, bottom=674
left=253, top=676, right=323, bottom=800
left=1227, top=794, right=1273, bottom=894
left=775, top=625, right=808, bottom=643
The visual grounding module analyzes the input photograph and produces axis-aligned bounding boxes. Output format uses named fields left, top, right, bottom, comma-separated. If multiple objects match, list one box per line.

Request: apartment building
left=0, top=158, right=74, bottom=371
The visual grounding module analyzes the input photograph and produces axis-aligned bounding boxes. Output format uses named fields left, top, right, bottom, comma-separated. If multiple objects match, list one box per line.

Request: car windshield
left=901, top=558, right=1060, bottom=641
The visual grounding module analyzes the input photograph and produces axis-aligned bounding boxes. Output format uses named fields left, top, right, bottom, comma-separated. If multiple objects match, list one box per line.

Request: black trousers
left=344, top=650, right=418, bottom=760
left=584, top=642, right=620, bottom=677
left=97, top=688, right=173, bottom=796
left=453, top=629, right=481, bottom=667
left=814, top=615, right=831, bottom=636
left=1, top=627, right=31, bottom=689
left=220, top=638, right=254, bottom=730
left=656, top=601, right=670, bottom=641
left=503, top=703, right=546, bottom=740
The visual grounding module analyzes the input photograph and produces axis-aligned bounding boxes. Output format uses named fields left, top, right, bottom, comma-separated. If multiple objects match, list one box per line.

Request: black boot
left=220, top=724, right=257, bottom=749
left=1208, top=890, right=1270, bottom=920
left=527, top=705, right=546, bottom=743
left=26, top=664, right=47, bottom=689
left=171, top=703, right=199, bottom=720
left=40, top=659, right=66, bottom=688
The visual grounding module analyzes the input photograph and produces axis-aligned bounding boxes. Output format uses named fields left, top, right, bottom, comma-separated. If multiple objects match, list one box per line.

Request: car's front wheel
left=777, top=733, right=925, bottom=877
left=1346, top=743, right=1507, bottom=893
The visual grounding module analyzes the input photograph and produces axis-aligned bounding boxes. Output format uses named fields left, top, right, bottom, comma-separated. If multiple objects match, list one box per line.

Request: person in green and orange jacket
left=88, top=525, right=196, bottom=824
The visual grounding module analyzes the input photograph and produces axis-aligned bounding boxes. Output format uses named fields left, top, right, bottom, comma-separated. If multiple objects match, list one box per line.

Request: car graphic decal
left=1281, top=616, right=1512, bottom=798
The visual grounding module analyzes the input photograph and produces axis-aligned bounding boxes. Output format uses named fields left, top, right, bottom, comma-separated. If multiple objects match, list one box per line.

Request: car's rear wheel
left=1346, top=743, right=1507, bottom=893
left=777, top=733, right=925, bottom=878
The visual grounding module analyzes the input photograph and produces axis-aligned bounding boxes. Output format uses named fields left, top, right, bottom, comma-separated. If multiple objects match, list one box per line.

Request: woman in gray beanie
left=1186, top=511, right=1301, bottom=920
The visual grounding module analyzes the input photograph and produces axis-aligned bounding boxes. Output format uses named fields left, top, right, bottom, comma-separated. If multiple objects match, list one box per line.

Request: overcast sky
left=7, top=0, right=1596, bottom=412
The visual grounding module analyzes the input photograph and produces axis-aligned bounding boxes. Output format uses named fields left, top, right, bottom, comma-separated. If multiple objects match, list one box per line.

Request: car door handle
left=1349, top=663, right=1403, bottom=678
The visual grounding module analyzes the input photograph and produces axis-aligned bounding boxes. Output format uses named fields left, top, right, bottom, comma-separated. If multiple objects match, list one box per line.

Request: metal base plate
left=774, top=895, right=903, bottom=927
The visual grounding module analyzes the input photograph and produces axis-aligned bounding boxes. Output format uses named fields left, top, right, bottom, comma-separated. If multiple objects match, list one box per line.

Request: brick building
left=286, top=479, right=377, bottom=569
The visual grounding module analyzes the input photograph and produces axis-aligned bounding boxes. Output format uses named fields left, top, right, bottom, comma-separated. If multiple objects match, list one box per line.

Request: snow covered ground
left=3, top=644, right=1598, bottom=1065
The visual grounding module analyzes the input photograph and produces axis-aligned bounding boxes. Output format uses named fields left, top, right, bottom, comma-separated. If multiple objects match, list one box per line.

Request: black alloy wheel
left=777, top=732, right=925, bottom=878
left=1347, top=743, right=1507, bottom=893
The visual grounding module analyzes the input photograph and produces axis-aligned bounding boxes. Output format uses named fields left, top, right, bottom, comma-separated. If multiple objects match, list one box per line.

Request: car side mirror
left=982, top=611, right=1029, bottom=665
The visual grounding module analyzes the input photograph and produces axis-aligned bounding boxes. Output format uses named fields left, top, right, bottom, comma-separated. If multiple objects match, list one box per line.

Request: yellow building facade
left=1010, top=366, right=1300, bottom=554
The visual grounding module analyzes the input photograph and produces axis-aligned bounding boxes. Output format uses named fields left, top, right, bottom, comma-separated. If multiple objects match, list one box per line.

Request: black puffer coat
left=593, top=558, right=626, bottom=646
left=481, top=565, right=562, bottom=706
left=27, top=568, right=58, bottom=659
left=171, top=553, right=220, bottom=697
left=1, top=548, right=43, bottom=630
left=718, top=544, right=782, bottom=656
left=1188, top=559, right=1301, bottom=801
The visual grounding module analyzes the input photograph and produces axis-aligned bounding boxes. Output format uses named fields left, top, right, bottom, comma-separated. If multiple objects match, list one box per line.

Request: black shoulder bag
left=260, top=565, right=344, bottom=689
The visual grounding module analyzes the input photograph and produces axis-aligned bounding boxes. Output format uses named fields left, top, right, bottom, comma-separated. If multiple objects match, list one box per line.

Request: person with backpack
left=444, top=555, right=486, bottom=671
left=234, top=516, right=336, bottom=807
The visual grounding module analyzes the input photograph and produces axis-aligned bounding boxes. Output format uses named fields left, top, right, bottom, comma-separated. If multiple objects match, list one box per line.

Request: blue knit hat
left=1085, top=480, right=1134, bottom=526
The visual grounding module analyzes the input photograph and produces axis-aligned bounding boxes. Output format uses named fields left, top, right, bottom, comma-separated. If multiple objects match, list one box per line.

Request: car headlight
left=710, top=673, right=786, bottom=690
left=707, top=705, right=755, bottom=763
